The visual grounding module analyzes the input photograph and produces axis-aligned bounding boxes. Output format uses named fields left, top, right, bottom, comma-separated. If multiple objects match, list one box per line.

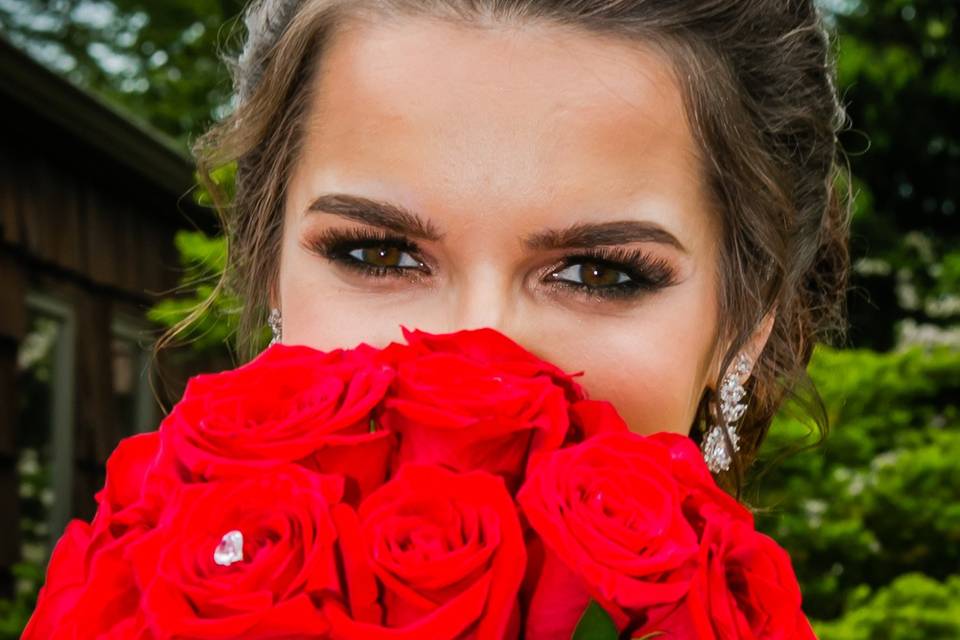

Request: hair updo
left=180, top=0, right=854, bottom=495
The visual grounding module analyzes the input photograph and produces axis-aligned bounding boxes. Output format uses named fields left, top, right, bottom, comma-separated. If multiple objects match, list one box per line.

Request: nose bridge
left=448, top=262, right=515, bottom=333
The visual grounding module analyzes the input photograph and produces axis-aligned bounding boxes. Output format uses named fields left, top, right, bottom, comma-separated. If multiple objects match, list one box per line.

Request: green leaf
left=572, top=601, right=618, bottom=640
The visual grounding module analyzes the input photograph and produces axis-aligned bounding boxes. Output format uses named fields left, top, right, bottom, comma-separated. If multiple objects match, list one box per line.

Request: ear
left=710, top=307, right=777, bottom=385
left=269, top=279, right=280, bottom=310
left=739, top=307, right=776, bottom=378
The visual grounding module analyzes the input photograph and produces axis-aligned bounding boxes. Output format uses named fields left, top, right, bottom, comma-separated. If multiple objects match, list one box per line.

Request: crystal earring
left=268, top=307, right=282, bottom=346
left=702, top=353, right=752, bottom=473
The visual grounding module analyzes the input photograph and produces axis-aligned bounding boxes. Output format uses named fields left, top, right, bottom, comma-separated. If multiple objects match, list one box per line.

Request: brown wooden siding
left=0, top=66, right=214, bottom=596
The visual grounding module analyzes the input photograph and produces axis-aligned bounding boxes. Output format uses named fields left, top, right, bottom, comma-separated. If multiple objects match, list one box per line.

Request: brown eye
left=349, top=245, right=421, bottom=269
left=553, top=262, right=631, bottom=288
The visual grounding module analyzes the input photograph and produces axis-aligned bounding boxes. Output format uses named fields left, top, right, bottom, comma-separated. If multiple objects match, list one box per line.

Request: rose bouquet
left=23, top=327, right=816, bottom=639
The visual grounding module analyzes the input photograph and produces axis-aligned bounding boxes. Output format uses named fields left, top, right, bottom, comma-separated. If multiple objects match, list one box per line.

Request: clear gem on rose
left=213, top=529, right=244, bottom=566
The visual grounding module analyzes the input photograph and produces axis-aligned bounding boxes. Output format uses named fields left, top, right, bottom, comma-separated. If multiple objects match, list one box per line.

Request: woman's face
left=279, top=18, right=739, bottom=436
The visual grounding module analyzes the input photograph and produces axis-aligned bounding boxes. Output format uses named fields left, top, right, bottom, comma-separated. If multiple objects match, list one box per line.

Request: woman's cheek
left=556, top=314, right=716, bottom=436
left=575, top=365, right=695, bottom=436
left=602, top=279, right=719, bottom=435
left=279, top=264, right=413, bottom=351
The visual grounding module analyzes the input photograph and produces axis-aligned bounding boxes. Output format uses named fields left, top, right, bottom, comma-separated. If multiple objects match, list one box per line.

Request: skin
left=276, top=17, right=773, bottom=436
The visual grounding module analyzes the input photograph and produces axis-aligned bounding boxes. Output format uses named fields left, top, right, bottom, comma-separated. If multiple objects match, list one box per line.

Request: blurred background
left=0, top=0, right=957, bottom=637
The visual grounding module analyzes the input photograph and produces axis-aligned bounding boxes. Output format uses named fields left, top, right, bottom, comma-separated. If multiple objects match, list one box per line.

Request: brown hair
left=163, top=0, right=853, bottom=495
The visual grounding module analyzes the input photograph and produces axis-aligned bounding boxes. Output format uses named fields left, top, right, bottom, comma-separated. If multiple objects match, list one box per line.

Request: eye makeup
left=300, top=226, right=679, bottom=302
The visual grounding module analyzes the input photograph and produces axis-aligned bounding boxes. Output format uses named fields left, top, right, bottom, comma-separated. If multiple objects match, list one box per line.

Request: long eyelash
left=547, top=246, right=677, bottom=301
left=302, top=227, right=428, bottom=280
left=303, top=228, right=677, bottom=301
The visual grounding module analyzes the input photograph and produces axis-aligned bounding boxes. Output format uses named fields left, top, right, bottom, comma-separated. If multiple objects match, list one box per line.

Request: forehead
left=292, top=16, right=712, bottom=239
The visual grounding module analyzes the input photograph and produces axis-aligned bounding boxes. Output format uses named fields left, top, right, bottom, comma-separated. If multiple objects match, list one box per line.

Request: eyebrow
left=306, top=193, right=687, bottom=253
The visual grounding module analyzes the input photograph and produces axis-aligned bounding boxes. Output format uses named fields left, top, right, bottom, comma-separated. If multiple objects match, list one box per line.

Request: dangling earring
left=702, top=353, right=752, bottom=473
left=268, top=307, right=282, bottom=346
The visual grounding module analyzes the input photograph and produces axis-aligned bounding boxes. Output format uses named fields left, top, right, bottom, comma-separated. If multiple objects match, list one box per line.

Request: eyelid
left=304, top=227, right=427, bottom=262
left=303, top=226, right=678, bottom=298
left=551, top=246, right=678, bottom=288
left=301, top=227, right=432, bottom=282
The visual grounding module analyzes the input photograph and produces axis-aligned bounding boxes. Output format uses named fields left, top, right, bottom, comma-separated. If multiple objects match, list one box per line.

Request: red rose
left=23, top=534, right=144, bottom=640
left=23, top=519, right=153, bottom=639
left=379, top=327, right=584, bottom=490
left=91, top=431, right=177, bottom=542
left=126, top=465, right=344, bottom=638
left=566, top=398, right=631, bottom=442
left=381, top=326, right=587, bottom=402
left=160, top=342, right=396, bottom=503
left=646, top=503, right=817, bottom=640
left=645, top=432, right=754, bottom=534
left=21, top=520, right=92, bottom=639
left=324, top=464, right=526, bottom=639
left=23, top=433, right=166, bottom=638
left=94, top=431, right=160, bottom=516
left=24, top=327, right=815, bottom=640
left=517, top=432, right=702, bottom=638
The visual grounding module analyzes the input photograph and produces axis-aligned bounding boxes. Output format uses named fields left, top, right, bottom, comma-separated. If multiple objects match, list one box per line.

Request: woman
left=185, top=0, right=852, bottom=493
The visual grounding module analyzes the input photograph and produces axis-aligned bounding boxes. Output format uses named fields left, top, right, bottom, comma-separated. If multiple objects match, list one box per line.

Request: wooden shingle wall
left=0, top=72, right=208, bottom=595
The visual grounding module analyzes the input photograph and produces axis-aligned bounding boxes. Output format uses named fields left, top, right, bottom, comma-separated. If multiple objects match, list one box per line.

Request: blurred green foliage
left=143, top=156, right=268, bottom=357
left=146, top=228, right=238, bottom=351
left=813, top=573, right=960, bottom=639
left=830, top=0, right=959, bottom=348
left=0, top=562, right=40, bottom=638
left=0, top=0, right=247, bottom=148
left=0, top=449, right=50, bottom=636
left=753, top=345, right=960, bottom=631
